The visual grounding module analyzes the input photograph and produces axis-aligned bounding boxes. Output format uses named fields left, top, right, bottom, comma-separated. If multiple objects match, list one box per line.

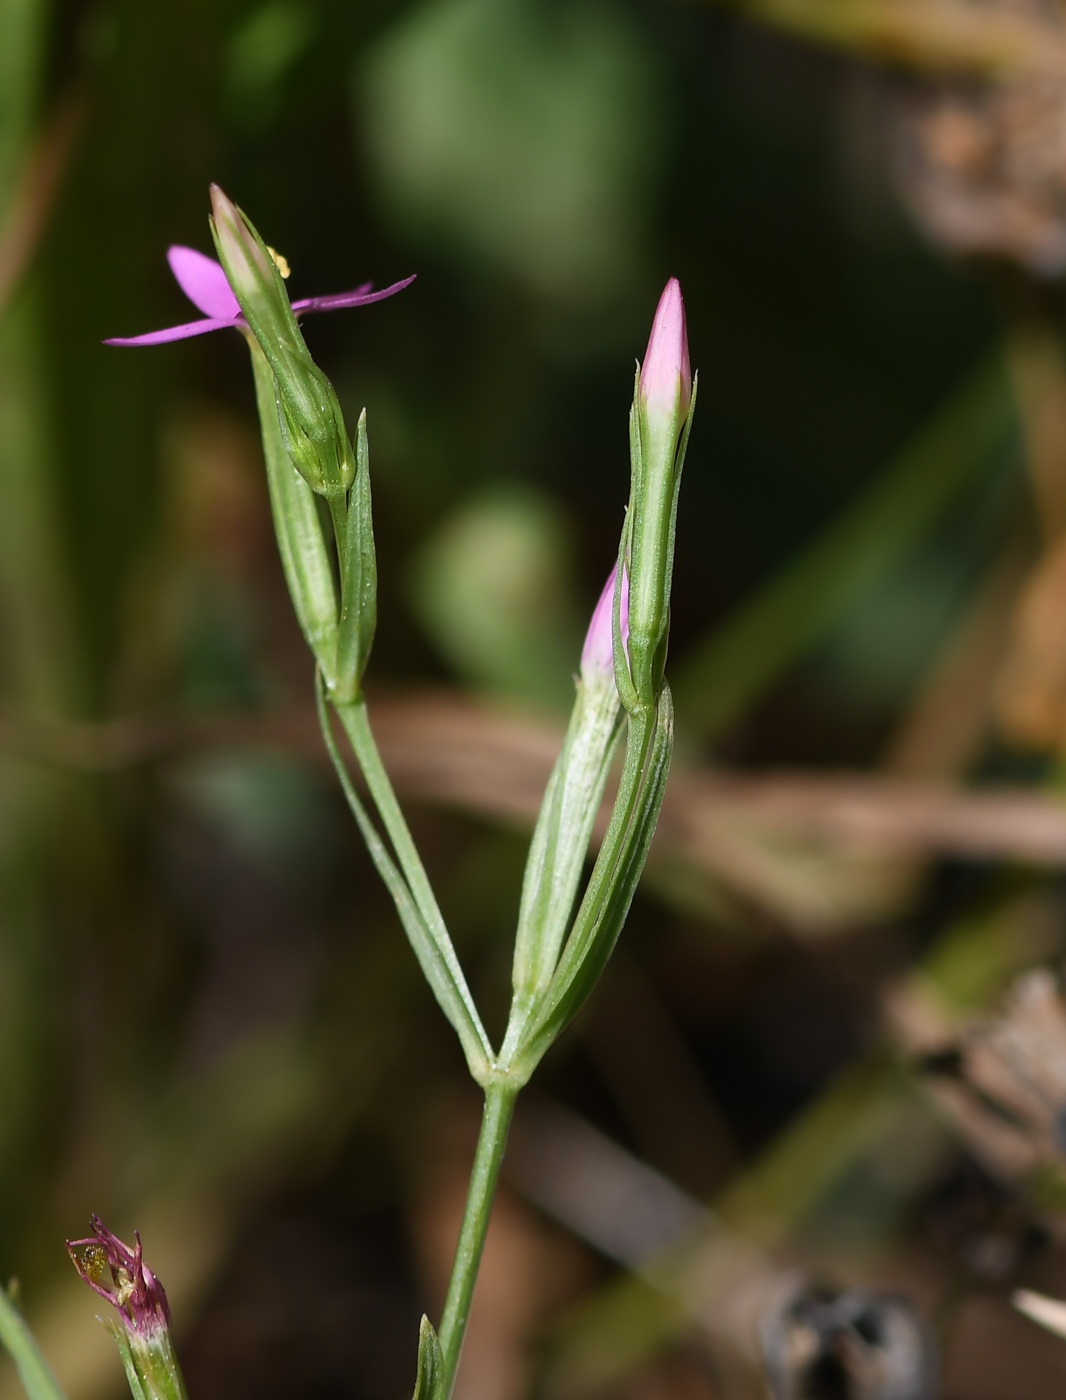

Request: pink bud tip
left=581, top=563, right=630, bottom=677
left=640, top=278, right=691, bottom=420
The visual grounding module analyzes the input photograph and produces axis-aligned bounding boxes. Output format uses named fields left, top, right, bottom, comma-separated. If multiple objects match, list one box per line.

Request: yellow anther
left=267, top=246, right=291, bottom=279
left=80, top=1243, right=109, bottom=1283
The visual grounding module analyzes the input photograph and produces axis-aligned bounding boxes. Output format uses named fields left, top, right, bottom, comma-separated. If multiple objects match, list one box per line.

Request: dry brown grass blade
left=5, top=690, right=1066, bottom=926
left=663, top=769, right=1066, bottom=865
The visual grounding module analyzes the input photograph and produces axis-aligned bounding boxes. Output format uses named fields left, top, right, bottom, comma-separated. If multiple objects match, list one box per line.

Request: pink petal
left=640, top=278, right=691, bottom=420
left=104, top=315, right=241, bottom=346
left=581, top=563, right=630, bottom=677
left=291, top=274, right=416, bottom=316
left=167, top=246, right=241, bottom=319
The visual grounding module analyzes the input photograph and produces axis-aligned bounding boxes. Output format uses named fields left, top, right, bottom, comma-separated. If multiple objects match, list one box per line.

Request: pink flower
left=106, top=245, right=414, bottom=347
left=581, top=563, right=630, bottom=677
left=639, top=277, right=691, bottom=421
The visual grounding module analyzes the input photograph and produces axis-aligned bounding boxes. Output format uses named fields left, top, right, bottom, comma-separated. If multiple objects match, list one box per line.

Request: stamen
left=266, top=246, right=291, bottom=279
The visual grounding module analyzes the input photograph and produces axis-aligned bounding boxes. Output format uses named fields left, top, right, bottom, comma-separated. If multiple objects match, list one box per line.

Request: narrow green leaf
left=673, top=357, right=1014, bottom=739
left=509, top=685, right=674, bottom=1076
left=0, top=1282, right=66, bottom=1400
left=107, top=1324, right=149, bottom=1400
left=248, top=338, right=339, bottom=679
left=333, top=697, right=492, bottom=1051
left=316, top=677, right=493, bottom=1080
left=334, top=409, right=378, bottom=701
left=412, top=1316, right=445, bottom=1400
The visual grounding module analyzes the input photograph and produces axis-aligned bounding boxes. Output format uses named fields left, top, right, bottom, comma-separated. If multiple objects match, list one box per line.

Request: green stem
left=337, top=700, right=448, bottom=936
left=438, top=1082, right=518, bottom=1396
left=333, top=696, right=494, bottom=1066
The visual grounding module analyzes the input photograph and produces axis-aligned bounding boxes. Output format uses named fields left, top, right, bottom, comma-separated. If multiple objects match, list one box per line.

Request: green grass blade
left=0, top=1285, right=66, bottom=1400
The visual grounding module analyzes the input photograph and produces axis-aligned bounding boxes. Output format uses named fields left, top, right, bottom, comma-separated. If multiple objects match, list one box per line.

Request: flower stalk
left=436, top=1083, right=518, bottom=1391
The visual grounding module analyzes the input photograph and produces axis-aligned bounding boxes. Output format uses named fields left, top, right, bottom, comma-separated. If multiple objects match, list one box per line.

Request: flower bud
left=209, top=184, right=295, bottom=348
left=210, top=184, right=354, bottom=500
left=580, top=563, right=630, bottom=681
left=626, top=278, right=695, bottom=708
left=640, top=278, right=691, bottom=424
left=68, top=1218, right=187, bottom=1400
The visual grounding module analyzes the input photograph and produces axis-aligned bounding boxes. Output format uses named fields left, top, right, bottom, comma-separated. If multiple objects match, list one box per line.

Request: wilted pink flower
left=581, top=563, right=630, bottom=677
left=67, top=1216, right=171, bottom=1338
left=105, top=245, right=414, bottom=347
left=639, top=277, right=691, bottom=421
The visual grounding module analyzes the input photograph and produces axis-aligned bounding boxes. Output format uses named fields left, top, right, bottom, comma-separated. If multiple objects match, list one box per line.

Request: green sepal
left=0, top=1280, right=67, bottom=1400
left=505, top=684, right=674, bottom=1080
left=106, top=1322, right=188, bottom=1400
left=248, top=337, right=339, bottom=682
left=502, top=668, right=623, bottom=1056
left=412, top=1316, right=446, bottom=1400
left=107, top=1324, right=148, bottom=1400
left=612, top=510, right=638, bottom=713
left=333, top=409, right=378, bottom=701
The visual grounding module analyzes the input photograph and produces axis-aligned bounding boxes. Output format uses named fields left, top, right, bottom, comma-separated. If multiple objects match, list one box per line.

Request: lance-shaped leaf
left=505, top=685, right=674, bottom=1080
left=411, top=1316, right=446, bottom=1400
left=334, top=409, right=378, bottom=702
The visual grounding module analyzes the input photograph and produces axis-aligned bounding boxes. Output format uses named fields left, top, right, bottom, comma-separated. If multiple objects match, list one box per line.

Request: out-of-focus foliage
left=8, top=1, right=1066, bottom=1400
left=358, top=0, right=662, bottom=313
left=411, top=485, right=580, bottom=710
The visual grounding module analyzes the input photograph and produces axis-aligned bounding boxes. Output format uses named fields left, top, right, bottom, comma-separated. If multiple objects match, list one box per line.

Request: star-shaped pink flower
left=106, top=245, right=414, bottom=346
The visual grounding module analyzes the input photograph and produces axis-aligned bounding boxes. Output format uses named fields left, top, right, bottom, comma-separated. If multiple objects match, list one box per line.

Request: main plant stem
left=437, top=1081, right=518, bottom=1396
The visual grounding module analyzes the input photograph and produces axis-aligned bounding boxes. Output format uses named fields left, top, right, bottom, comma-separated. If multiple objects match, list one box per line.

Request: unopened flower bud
left=580, top=563, right=630, bottom=681
left=640, top=278, right=691, bottom=424
left=210, top=184, right=354, bottom=500
left=209, top=184, right=288, bottom=325
left=626, top=278, right=696, bottom=708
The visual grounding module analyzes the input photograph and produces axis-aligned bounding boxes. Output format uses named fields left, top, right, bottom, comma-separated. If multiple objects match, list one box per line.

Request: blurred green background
left=7, top=1, right=1066, bottom=1398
